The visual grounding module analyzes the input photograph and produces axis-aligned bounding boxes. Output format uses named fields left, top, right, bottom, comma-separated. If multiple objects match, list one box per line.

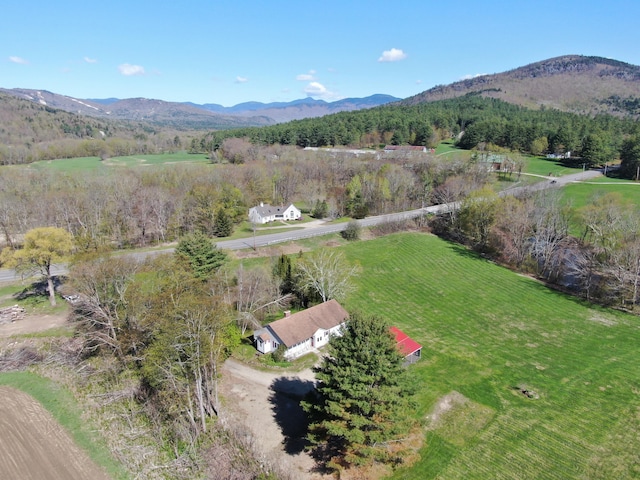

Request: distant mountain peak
left=1, top=88, right=400, bottom=128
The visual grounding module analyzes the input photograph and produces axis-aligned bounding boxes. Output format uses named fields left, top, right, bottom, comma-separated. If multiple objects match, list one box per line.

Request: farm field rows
left=340, top=233, right=640, bottom=479
left=0, top=372, right=126, bottom=479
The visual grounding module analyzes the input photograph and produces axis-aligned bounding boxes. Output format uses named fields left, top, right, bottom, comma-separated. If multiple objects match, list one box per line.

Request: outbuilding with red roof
left=390, top=326, right=422, bottom=364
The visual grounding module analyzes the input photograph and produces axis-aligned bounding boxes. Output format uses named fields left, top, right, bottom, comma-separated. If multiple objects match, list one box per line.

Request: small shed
left=390, top=326, right=422, bottom=365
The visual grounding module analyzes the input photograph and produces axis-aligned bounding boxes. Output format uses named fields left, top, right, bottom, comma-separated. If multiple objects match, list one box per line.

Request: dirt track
left=0, top=385, right=111, bottom=480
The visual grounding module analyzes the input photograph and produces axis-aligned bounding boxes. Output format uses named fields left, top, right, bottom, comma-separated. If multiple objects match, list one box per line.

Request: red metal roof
left=390, top=326, right=422, bottom=357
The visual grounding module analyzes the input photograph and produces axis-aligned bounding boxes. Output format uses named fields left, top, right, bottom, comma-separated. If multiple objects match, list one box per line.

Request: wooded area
left=193, top=96, right=640, bottom=178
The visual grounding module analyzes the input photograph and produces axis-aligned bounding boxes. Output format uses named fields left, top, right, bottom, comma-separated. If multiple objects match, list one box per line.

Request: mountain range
left=0, top=88, right=400, bottom=129
left=2, top=55, right=640, bottom=134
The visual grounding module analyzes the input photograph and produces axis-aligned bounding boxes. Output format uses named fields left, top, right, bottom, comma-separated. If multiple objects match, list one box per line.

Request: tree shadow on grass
left=268, top=376, right=316, bottom=455
left=13, top=276, right=65, bottom=301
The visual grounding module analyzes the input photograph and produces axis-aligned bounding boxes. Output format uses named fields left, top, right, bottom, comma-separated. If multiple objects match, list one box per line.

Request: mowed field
left=339, top=233, right=640, bottom=479
left=18, top=152, right=210, bottom=172
left=0, top=385, right=112, bottom=480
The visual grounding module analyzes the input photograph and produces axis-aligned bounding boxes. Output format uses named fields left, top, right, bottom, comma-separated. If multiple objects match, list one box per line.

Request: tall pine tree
left=175, top=231, right=227, bottom=280
left=213, top=208, right=233, bottom=237
left=302, top=312, right=416, bottom=470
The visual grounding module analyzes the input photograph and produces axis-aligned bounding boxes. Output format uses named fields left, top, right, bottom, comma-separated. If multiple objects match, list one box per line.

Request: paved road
left=0, top=168, right=603, bottom=284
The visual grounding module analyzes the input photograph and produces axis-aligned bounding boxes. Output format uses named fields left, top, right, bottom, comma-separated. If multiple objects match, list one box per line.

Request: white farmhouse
left=248, top=202, right=302, bottom=224
left=253, top=300, right=349, bottom=359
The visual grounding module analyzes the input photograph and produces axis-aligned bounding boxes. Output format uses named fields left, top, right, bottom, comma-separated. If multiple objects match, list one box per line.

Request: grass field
left=523, top=155, right=583, bottom=177
left=562, top=179, right=640, bottom=210
left=22, top=152, right=210, bottom=172
left=336, top=232, right=640, bottom=479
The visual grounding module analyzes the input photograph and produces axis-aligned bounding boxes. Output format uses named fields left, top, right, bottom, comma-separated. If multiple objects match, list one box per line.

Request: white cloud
left=84, top=56, right=97, bottom=64
left=378, top=48, right=407, bottom=62
left=303, top=81, right=340, bottom=100
left=234, top=76, right=249, bottom=83
left=304, top=81, right=328, bottom=96
left=9, top=56, right=28, bottom=65
left=296, top=70, right=316, bottom=81
left=460, top=73, right=486, bottom=80
left=118, top=63, right=145, bottom=76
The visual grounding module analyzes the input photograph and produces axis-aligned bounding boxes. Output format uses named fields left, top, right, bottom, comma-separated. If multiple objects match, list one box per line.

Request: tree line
left=0, top=145, right=488, bottom=251
left=432, top=187, right=640, bottom=311
left=193, top=95, right=640, bottom=178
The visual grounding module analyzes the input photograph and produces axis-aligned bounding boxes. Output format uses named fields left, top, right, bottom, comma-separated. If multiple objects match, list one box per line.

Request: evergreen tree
left=213, top=208, right=233, bottom=237
left=175, top=231, right=227, bottom=280
left=620, top=135, right=640, bottom=179
left=272, top=253, right=295, bottom=294
left=312, top=199, right=328, bottom=219
left=302, top=312, right=416, bottom=470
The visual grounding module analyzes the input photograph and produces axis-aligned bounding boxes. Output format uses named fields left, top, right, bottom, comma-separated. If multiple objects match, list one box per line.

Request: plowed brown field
left=0, top=385, right=111, bottom=480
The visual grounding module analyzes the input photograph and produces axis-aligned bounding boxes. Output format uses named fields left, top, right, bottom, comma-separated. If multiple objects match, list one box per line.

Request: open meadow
left=337, top=232, right=640, bottom=479
left=18, top=152, right=210, bottom=172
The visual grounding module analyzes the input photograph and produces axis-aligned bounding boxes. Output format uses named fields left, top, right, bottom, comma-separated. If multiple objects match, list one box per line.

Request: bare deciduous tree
left=295, top=249, right=361, bottom=303
left=234, top=264, right=291, bottom=334
left=66, top=255, right=140, bottom=355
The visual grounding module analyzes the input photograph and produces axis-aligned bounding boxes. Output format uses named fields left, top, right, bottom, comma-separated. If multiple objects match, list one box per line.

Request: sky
left=3, top=0, right=640, bottom=107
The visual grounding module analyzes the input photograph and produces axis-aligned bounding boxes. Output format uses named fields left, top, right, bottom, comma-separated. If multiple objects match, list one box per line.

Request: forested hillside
left=0, top=93, right=189, bottom=164
left=194, top=95, right=640, bottom=177
left=402, top=55, right=640, bottom=116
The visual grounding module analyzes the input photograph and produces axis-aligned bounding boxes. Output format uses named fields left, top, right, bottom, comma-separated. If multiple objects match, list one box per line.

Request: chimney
left=260, top=202, right=264, bottom=207
left=284, top=310, right=291, bottom=317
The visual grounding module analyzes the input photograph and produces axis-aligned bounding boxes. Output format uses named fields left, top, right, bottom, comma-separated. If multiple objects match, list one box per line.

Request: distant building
left=546, top=151, right=571, bottom=159
left=384, top=145, right=428, bottom=153
left=248, top=203, right=302, bottom=224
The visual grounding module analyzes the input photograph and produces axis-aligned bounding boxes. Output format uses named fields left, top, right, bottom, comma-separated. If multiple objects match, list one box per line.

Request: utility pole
left=252, top=221, right=256, bottom=250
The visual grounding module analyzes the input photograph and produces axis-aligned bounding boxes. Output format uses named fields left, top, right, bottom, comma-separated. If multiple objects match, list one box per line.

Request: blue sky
left=3, top=0, right=640, bottom=106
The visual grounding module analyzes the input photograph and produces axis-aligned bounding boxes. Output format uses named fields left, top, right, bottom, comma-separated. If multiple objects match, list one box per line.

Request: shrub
left=341, top=221, right=361, bottom=241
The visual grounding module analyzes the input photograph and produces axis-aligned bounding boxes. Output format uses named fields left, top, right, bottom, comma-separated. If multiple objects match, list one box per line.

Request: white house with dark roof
left=253, top=300, right=349, bottom=359
left=248, top=202, right=302, bottom=224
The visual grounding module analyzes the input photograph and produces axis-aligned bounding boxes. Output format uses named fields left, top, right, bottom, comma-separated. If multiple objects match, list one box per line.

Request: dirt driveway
left=0, top=312, right=69, bottom=338
left=221, top=358, right=328, bottom=479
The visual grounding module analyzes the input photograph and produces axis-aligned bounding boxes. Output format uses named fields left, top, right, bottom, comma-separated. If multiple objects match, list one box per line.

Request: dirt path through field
left=221, top=358, right=328, bottom=479
left=0, top=385, right=111, bottom=480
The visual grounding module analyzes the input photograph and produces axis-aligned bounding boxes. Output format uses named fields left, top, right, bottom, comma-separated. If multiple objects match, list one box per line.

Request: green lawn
left=19, top=152, right=210, bottom=173
left=522, top=155, right=583, bottom=177
left=336, top=233, right=640, bottom=479
left=26, top=156, right=109, bottom=172
left=562, top=179, right=640, bottom=210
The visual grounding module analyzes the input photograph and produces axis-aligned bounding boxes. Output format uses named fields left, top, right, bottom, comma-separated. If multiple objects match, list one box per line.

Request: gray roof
left=252, top=203, right=295, bottom=217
